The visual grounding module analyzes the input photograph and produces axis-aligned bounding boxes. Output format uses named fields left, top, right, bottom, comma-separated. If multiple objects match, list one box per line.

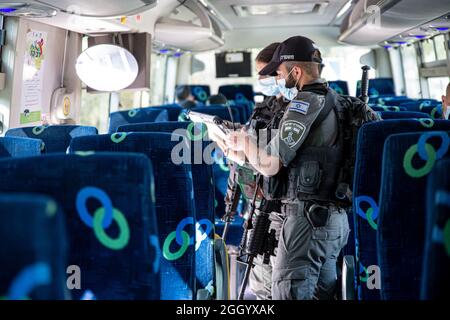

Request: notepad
left=187, top=111, right=230, bottom=140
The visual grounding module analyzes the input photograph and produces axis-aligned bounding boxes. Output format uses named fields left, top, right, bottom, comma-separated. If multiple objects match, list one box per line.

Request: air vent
left=35, top=0, right=157, bottom=18
left=339, top=0, right=448, bottom=46
left=232, top=2, right=329, bottom=17
left=154, top=0, right=224, bottom=52
left=383, top=13, right=450, bottom=47
left=0, top=2, right=56, bottom=18
left=0, top=1, right=157, bottom=18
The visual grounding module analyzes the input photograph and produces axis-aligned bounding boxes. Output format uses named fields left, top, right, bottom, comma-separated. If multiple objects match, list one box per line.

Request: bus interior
left=0, top=0, right=449, bottom=301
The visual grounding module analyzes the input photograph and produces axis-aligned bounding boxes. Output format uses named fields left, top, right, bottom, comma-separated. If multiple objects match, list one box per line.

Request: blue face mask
left=278, top=78, right=299, bottom=101
left=258, top=77, right=280, bottom=97
left=278, top=68, right=299, bottom=101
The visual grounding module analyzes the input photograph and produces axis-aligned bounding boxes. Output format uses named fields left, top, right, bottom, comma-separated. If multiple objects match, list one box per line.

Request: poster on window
left=20, top=29, right=47, bottom=124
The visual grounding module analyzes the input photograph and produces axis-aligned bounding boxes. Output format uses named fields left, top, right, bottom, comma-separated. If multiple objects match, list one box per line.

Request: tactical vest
left=262, top=89, right=349, bottom=205
left=247, top=97, right=287, bottom=133
left=237, top=97, right=288, bottom=200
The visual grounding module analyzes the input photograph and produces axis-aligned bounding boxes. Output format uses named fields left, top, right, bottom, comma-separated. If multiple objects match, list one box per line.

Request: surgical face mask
left=258, top=76, right=280, bottom=97
left=278, top=68, right=300, bottom=101
left=277, top=78, right=298, bottom=101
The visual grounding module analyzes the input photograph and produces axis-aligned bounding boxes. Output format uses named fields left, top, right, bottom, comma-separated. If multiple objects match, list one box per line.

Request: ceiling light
left=0, top=2, right=56, bottom=18
left=232, top=3, right=326, bottom=17
left=0, top=7, right=18, bottom=13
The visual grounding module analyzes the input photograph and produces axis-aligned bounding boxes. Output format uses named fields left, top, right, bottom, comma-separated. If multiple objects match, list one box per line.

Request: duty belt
left=282, top=201, right=344, bottom=217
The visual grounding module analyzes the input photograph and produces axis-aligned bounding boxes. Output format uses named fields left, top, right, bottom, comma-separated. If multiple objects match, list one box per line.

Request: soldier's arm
left=265, top=92, right=324, bottom=168
left=227, top=92, right=325, bottom=176
left=226, top=130, right=281, bottom=177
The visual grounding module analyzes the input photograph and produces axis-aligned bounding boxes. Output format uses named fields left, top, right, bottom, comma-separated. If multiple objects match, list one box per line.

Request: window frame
left=399, top=44, right=422, bottom=98
left=416, top=32, right=450, bottom=98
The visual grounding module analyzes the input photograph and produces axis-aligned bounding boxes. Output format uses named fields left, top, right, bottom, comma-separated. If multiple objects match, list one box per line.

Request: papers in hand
left=187, top=111, right=230, bottom=140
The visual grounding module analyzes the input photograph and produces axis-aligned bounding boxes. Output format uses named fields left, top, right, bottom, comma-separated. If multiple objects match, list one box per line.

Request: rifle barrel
left=222, top=220, right=230, bottom=241
left=238, top=256, right=254, bottom=300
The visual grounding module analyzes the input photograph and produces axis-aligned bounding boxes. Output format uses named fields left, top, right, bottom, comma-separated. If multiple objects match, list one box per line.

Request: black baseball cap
left=259, top=36, right=322, bottom=76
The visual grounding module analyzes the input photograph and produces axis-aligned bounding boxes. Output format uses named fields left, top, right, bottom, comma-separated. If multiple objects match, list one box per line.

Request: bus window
left=79, top=89, right=110, bottom=134
left=388, top=48, right=406, bottom=96
left=421, top=39, right=437, bottom=63
left=400, top=45, right=421, bottom=98
left=150, top=53, right=168, bottom=105
left=119, top=91, right=148, bottom=110
left=141, top=91, right=151, bottom=107
left=164, top=56, right=179, bottom=104
left=434, top=34, right=447, bottom=61
left=427, top=77, right=450, bottom=101
left=320, top=46, right=375, bottom=97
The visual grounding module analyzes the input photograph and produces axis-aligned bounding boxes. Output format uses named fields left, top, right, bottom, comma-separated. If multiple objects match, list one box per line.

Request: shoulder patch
left=281, top=120, right=306, bottom=149
left=288, top=100, right=310, bottom=115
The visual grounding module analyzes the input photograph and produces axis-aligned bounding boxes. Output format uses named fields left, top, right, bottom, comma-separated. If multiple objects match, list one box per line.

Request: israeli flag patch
left=289, top=100, right=310, bottom=115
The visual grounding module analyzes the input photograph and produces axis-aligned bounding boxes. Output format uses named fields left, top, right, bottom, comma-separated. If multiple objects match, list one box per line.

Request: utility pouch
left=290, top=161, right=322, bottom=198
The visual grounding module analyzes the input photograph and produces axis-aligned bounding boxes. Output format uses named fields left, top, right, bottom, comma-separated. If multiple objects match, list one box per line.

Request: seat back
left=356, top=78, right=395, bottom=97
left=0, top=194, right=67, bottom=300
left=382, top=98, right=415, bottom=106
left=379, top=111, right=430, bottom=120
left=5, top=125, right=97, bottom=153
left=328, top=81, right=349, bottom=95
left=176, top=85, right=211, bottom=104
left=232, top=104, right=249, bottom=123
left=421, top=159, right=450, bottom=299
left=207, top=104, right=249, bottom=124
left=400, top=100, right=440, bottom=112
left=118, top=121, right=189, bottom=133
left=218, top=85, right=254, bottom=104
left=353, top=119, right=450, bottom=300
left=150, top=104, right=183, bottom=121
left=191, top=106, right=241, bottom=124
left=0, top=137, right=43, bottom=158
left=0, top=153, right=160, bottom=300
left=207, top=104, right=247, bottom=124
left=70, top=133, right=200, bottom=300
left=378, top=131, right=450, bottom=299
left=421, top=105, right=443, bottom=119
left=113, top=125, right=216, bottom=296
left=371, top=106, right=407, bottom=112
left=192, top=85, right=211, bottom=103
left=108, top=109, right=169, bottom=133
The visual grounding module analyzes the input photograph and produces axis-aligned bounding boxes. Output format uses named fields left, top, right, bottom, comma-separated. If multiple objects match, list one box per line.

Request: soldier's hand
left=226, top=130, right=248, bottom=152
left=225, top=149, right=246, bottom=165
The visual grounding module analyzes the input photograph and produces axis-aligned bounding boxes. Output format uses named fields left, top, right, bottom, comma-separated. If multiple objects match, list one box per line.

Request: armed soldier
left=212, top=42, right=289, bottom=300
left=225, top=36, right=354, bottom=300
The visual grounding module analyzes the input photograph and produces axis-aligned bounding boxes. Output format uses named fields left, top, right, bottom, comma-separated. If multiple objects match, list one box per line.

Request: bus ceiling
left=0, top=0, right=449, bottom=52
